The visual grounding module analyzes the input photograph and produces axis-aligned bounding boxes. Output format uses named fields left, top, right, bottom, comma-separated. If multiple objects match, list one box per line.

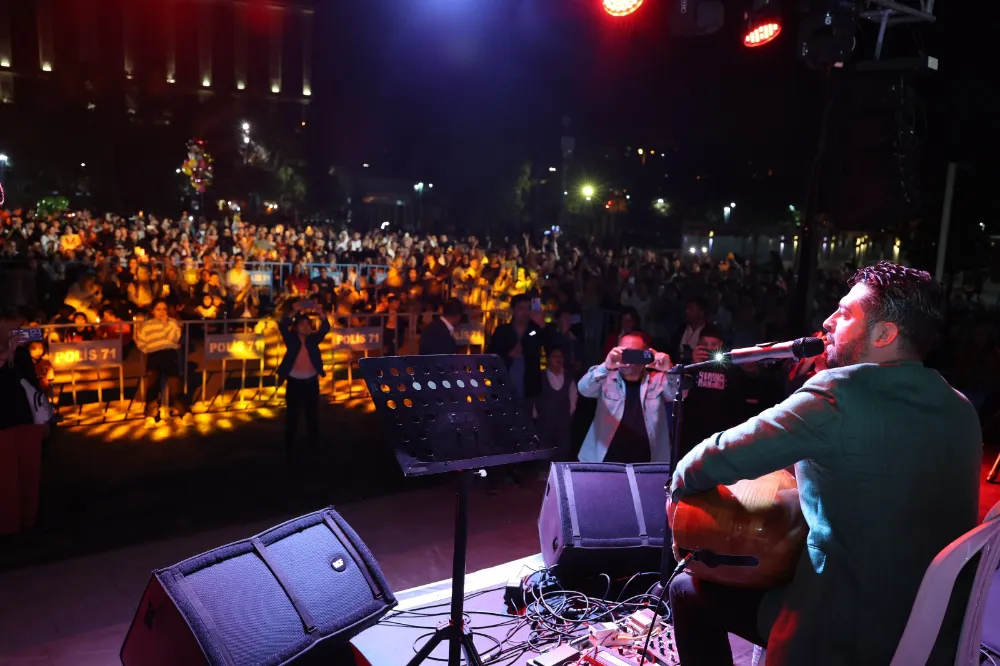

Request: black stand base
left=405, top=469, right=484, bottom=666
left=406, top=621, right=484, bottom=666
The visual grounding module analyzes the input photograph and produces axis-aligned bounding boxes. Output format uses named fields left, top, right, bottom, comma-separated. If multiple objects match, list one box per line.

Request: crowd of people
left=0, top=207, right=995, bottom=444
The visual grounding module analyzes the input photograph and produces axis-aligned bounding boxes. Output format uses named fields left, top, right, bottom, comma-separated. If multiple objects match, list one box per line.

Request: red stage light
left=603, top=0, right=644, bottom=17
left=744, top=21, right=782, bottom=47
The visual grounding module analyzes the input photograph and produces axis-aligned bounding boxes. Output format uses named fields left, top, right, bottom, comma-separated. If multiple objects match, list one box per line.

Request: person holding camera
left=277, top=300, right=331, bottom=462
left=577, top=331, right=677, bottom=464
left=676, top=323, right=750, bottom=460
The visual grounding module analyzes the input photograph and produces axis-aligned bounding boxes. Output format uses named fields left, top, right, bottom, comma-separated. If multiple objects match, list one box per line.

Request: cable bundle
left=378, top=568, right=666, bottom=666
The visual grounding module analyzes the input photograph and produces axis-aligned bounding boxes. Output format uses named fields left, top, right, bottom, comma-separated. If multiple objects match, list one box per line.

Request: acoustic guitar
left=667, top=469, right=807, bottom=589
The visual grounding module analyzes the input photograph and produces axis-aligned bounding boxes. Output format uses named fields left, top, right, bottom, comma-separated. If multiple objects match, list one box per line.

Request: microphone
left=721, top=337, right=826, bottom=365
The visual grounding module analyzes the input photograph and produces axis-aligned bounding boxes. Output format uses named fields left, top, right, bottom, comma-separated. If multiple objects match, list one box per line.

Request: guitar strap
left=625, top=465, right=649, bottom=545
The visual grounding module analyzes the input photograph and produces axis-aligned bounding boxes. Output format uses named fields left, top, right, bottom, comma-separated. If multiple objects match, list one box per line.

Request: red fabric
left=0, top=424, right=44, bottom=535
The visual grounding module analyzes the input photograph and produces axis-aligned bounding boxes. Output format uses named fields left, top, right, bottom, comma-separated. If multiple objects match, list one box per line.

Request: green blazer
left=671, top=362, right=982, bottom=666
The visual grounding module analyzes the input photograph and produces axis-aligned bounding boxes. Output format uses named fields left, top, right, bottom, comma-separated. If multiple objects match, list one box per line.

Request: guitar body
left=667, top=470, right=807, bottom=588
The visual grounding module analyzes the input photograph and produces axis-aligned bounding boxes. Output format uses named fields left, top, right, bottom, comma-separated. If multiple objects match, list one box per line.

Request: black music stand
left=358, top=354, right=556, bottom=666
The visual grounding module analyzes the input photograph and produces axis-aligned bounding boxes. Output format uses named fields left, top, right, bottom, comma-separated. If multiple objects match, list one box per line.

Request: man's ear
left=871, top=321, right=900, bottom=348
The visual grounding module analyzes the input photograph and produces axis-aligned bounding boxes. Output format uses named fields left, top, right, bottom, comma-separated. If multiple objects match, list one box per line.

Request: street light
left=241, top=122, right=250, bottom=132
left=724, top=206, right=732, bottom=223
left=548, top=167, right=557, bottom=172
left=730, top=202, right=736, bottom=208
left=581, top=185, right=595, bottom=198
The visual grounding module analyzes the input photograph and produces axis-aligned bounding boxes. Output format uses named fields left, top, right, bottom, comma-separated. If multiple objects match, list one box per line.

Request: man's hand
left=604, top=346, right=624, bottom=371
left=692, top=346, right=711, bottom=364
left=647, top=350, right=673, bottom=372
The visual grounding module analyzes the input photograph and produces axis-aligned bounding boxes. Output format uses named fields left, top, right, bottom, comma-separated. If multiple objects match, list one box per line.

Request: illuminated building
left=0, top=0, right=314, bottom=123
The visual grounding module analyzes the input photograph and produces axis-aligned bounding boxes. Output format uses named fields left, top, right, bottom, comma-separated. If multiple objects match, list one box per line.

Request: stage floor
left=352, top=555, right=759, bottom=666
left=1, top=460, right=996, bottom=666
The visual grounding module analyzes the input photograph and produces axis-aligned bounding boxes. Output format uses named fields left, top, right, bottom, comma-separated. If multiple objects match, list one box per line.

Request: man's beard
left=826, top=335, right=868, bottom=368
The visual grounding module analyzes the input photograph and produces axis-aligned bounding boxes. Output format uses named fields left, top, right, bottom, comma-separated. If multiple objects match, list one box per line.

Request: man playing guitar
left=669, top=262, right=982, bottom=666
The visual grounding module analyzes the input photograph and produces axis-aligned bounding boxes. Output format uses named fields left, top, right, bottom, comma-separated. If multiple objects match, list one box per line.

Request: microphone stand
left=650, top=358, right=719, bottom=610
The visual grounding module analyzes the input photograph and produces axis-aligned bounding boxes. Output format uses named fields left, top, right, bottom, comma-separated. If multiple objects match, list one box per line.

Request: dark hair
left=442, top=298, right=464, bottom=318
left=847, top=261, right=943, bottom=358
left=620, top=330, right=652, bottom=348
left=620, top=306, right=642, bottom=330
left=698, top=323, right=726, bottom=342
left=151, top=298, right=168, bottom=310
left=511, top=294, right=532, bottom=309
left=686, top=296, right=708, bottom=313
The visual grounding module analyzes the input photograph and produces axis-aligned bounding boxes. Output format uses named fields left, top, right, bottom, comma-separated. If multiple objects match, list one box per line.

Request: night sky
left=312, top=0, right=998, bottom=216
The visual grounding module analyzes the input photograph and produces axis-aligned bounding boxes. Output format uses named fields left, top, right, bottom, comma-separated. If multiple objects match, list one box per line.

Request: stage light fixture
left=744, top=0, right=782, bottom=48
left=603, top=0, right=643, bottom=17
left=798, top=0, right=858, bottom=69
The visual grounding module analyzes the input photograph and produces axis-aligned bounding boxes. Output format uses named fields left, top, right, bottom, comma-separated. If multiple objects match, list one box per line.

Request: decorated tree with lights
left=180, top=139, right=214, bottom=195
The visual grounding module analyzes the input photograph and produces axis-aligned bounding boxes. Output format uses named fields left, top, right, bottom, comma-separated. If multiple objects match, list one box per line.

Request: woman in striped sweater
left=136, top=299, right=191, bottom=427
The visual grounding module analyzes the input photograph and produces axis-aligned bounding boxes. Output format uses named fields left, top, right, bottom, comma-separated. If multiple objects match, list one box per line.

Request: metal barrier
left=29, top=322, right=130, bottom=415
left=167, top=261, right=389, bottom=295
left=29, top=309, right=498, bottom=424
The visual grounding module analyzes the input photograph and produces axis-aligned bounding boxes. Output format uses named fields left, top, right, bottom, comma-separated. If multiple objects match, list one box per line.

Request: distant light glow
left=202, top=77, right=211, bottom=87
left=363, top=163, right=370, bottom=168
left=80, top=162, right=86, bottom=168
left=657, top=198, right=664, bottom=204
left=637, top=148, right=644, bottom=155
left=167, top=76, right=176, bottom=84
left=548, top=167, right=557, bottom=172
left=41, top=62, right=52, bottom=72
left=744, top=22, right=782, bottom=47
left=237, top=80, right=246, bottom=90
left=581, top=185, right=595, bottom=198
left=271, top=83, right=280, bottom=94
left=243, top=136, right=250, bottom=144
left=241, top=122, right=250, bottom=131
left=701, top=246, right=708, bottom=253
left=303, top=84, right=312, bottom=97
left=689, top=247, right=698, bottom=254
left=603, top=0, right=643, bottom=16
left=0, top=58, right=9, bottom=68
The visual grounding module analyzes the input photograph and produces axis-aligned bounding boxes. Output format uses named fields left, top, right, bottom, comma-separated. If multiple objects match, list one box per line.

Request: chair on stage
left=750, top=500, right=1000, bottom=666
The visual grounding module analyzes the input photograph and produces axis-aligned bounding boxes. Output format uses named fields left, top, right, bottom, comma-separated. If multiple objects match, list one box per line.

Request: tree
left=276, top=161, right=307, bottom=215
left=506, top=161, right=534, bottom=223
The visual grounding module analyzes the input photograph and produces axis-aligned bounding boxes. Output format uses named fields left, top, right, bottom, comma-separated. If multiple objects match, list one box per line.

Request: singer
left=668, top=262, right=982, bottom=666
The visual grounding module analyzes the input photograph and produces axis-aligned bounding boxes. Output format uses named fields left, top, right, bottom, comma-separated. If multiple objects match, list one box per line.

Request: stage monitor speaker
left=121, top=507, right=395, bottom=666
left=538, top=463, right=671, bottom=580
